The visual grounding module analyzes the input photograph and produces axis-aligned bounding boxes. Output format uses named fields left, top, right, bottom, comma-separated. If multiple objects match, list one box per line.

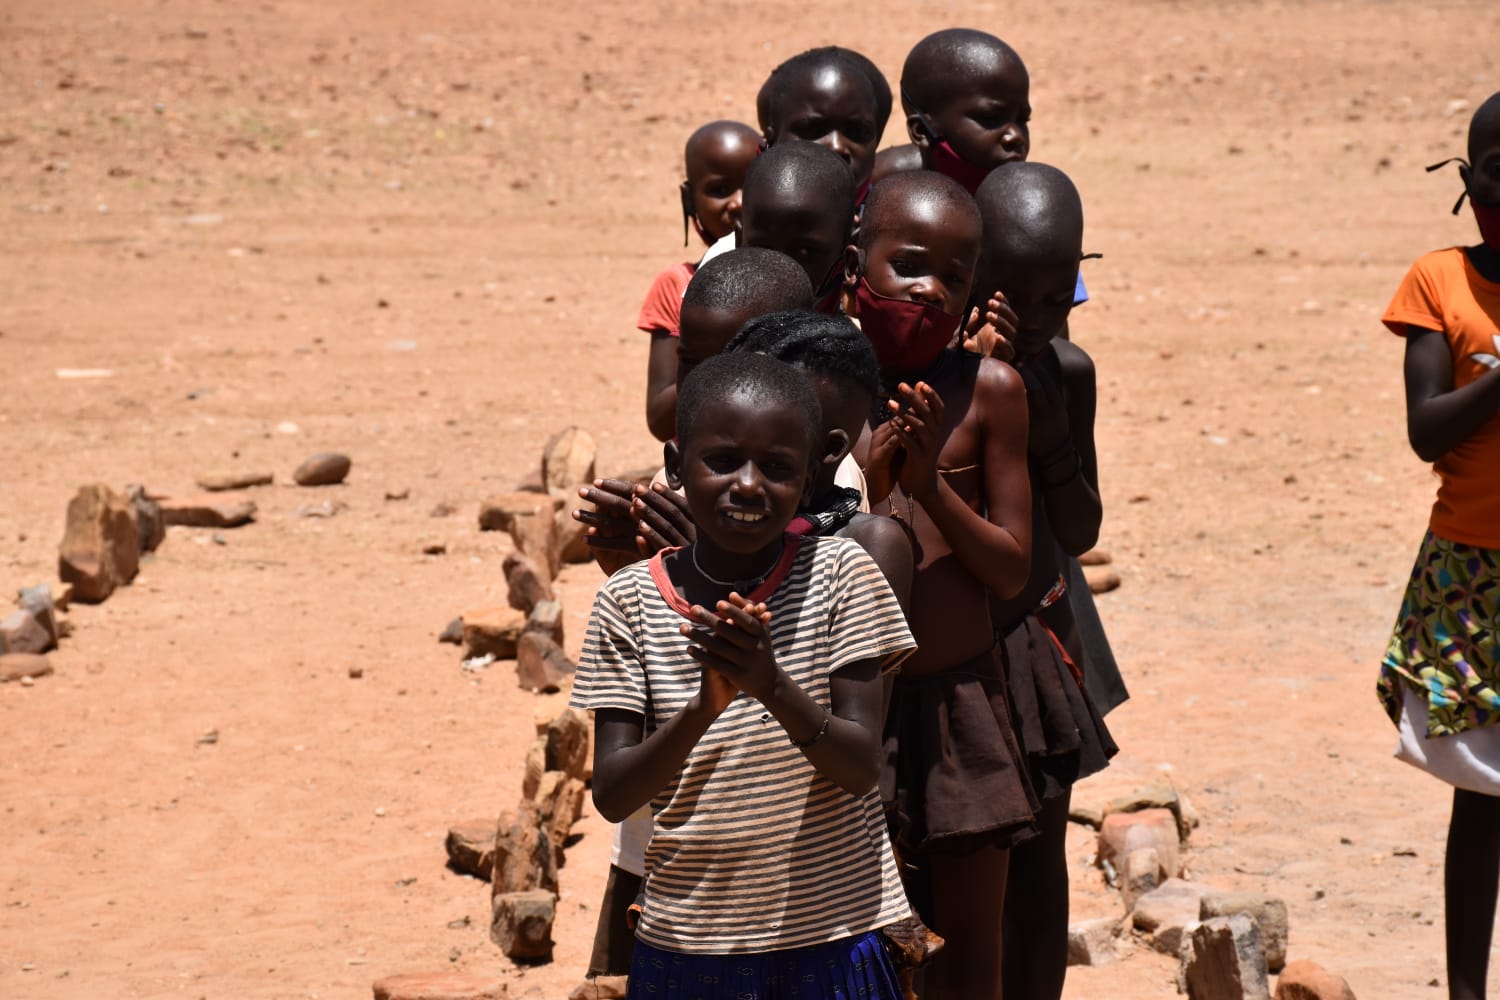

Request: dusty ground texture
left=1, top=0, right=1495, bottom=997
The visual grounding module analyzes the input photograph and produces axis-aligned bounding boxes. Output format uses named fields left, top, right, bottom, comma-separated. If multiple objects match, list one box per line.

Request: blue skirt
left=627, top=930, right=903, bottom=999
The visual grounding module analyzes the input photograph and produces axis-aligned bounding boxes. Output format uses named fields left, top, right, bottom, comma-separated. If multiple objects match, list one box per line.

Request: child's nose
left=821, top=133, right=852, bottom=164
left=726, top=191, right=742, bottom=220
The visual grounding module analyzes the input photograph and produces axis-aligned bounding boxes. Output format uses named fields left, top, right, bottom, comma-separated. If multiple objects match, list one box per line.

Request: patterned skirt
left=626, top=931, right=903, bottom=1000
left=1379, top=530, right=1500, bottom=739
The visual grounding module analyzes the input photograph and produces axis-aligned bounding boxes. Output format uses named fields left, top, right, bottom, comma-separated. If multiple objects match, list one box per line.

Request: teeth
left=726, top=511, right=764, bottom=522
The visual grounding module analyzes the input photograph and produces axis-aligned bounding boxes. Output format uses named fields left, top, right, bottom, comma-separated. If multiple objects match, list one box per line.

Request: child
left=1378, top=91, right=1500, bottom=1000
left=641, top=120, right=762, bottom=442
left=759, top=46, right=887, bottom=201
left=900, top=25, right=1130, bottom=722
left=973, top=161, right=1117, bottom=1000
left=726, top=310, right=913, bottom=611
left=572, top=351, right=916, bottom=998
left=847, top=169, right=1037, bottom=1000
left=575, top=247, right=813, bottom=984
left=699, top=140, right=858, bottom=315
left=581, top=247, right=814, bottom=577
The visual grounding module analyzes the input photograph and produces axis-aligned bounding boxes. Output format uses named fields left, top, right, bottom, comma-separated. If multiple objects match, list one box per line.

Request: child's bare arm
left=688, top=596, right=884, bottom=796
left=893, top=362, right=1032, bottom=599
left=1032, top=340, right=1102, bottom=556
left=645, top=331, right=679, bottom=443
left=1405, top=326, right=1500, bottom=462
left=591, top=642, right=740, bottom=823
left=842, top=515, right=915, bottom=614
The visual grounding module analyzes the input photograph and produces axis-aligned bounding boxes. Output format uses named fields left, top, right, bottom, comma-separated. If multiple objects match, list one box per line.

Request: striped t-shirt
left=572, top=534, right=915, bottom=954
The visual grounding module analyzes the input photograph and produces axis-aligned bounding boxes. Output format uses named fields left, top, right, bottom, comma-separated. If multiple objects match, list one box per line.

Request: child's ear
left=907, top=113, right=934, bottom=150
left=841, top=245, right=863, bottom=314
left=664, top=439, right=684, bottom=491
left=822, top=428, right=853, bottom=467
left=679, top=182, right=694, bottom=247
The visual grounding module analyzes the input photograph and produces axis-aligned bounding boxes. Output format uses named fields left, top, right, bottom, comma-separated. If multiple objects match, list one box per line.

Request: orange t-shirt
left=1383, top=247, right=1500, bottom=548
left=635, top=261, right=696, bottom=337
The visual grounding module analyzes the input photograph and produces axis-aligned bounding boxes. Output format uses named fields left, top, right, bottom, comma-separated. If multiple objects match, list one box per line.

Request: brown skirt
left=1001, top=615, right=1118, bottom=801
left=881, top=645, right=1040, bottom=855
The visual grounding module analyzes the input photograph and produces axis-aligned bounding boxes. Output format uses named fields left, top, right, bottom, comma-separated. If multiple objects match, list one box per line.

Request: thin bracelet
left=791, top=706, right=831, bottom=749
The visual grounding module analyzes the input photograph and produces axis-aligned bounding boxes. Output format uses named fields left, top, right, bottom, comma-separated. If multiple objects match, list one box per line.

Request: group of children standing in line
left=568, top=28, right=1123, bottom=1000
left=566, top=24, right=1500, bottom=1000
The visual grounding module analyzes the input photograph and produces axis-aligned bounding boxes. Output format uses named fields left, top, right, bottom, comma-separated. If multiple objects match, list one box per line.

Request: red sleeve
left=1382, top=250, right=1449, bottom=336
left=636, top=262, right=696, bottom=337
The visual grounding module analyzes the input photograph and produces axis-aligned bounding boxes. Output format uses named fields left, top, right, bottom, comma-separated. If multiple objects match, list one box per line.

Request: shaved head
left=860, top=170, right=980, bottom=252
left=743, top=141, right=856, bottom=221
left=685, top=120, right=760, bottom=172
left=682, top=247, right=812, bottom=316
left=974, top=161, right=1083, bottom=262
left=1470, top=91, right=1500, bottom=163
left=901, top=28, right=1027, bottom=115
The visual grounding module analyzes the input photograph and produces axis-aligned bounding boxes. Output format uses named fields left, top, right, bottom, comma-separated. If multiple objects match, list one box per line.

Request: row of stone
left=1066, top=778, right=1355, bottom=999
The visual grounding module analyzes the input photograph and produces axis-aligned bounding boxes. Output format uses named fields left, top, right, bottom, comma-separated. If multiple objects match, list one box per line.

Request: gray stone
left=1201, top=891, right=1289, bottom=972
left=58, top=484, right=140, bottom=603
left=503, top=552, right=554, bottom=613
left=437, top=618, right=463, bottom=645
left=479, top=492, right=561, bottom=579
left=0, top=609, right=52, bottom=655
left=515, top=633, right=575, bottom=694
left=555, top=491, right=592, bottom=564
left=293, top=452, right=351, bottom=486
left=533, top=770, right=587, bottom=866
left=1182, top=914, right=1271, bottom=1000
left=525, top=600, right=564, bottom=647
left=445, top=819, right=496, bottom=881
left=490, top=889, right=555, bottom=962
left=1067, top=915, right=1131, bottom=967
left=125, top=484, right=165, bottom=553
left=16, top=584, right=60, bottom=648
left=522, top=736, right=546, bottom=801
left=1132, top=878, right=1205, bottom=956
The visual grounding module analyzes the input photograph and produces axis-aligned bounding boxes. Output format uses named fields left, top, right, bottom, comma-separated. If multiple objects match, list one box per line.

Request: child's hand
left=631, top=482, right=696, bottom=553
left=681, top=594, right=779, bottom=703
left=890, top=382, right=945, bottom=500
left=961, top=293, right=1018, bottom=362
left=576, top=479, right=649, bottom=574
left=1019, top=361, right=1073, bottom=460
left=862, top=418, right=904, bottom=503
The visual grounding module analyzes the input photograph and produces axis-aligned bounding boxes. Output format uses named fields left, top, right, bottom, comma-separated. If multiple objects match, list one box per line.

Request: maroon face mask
left=854, top=277, right=961, bottom=372
left=927, top=139, right=993, bottom=196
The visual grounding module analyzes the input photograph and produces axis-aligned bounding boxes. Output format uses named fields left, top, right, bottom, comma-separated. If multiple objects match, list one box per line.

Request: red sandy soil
left=1, top=1, right=1494, bottom=997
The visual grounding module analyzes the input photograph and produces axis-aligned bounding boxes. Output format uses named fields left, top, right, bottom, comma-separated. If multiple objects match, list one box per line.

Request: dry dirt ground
left=1, top=1, right=1496, bottom=997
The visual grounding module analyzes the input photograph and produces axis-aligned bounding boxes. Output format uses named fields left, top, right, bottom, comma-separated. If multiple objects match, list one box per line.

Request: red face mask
left=928, top=139, right=993, bottom=196
left=854, top=277, right=961, bottom=372
left=1473, top=198, right=1500, bottom=250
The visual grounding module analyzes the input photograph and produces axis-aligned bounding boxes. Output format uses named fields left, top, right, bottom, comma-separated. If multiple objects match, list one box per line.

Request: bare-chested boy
left=847, top=170, right=1036, bottom=1000
left=975, top=161, right=1118, bottom=1000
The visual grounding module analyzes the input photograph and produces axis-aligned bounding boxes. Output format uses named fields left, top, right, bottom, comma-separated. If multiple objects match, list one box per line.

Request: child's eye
left=842, top=122, right=876, bottom=144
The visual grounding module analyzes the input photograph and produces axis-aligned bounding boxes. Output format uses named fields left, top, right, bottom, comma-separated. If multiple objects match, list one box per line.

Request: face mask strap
left=680, top=181, right=695, bottom=247
left=900, top=85, right=941, bottom=144
left=1081, top=252, right=1103, bottom=262
left=1426, top=157, right=1472, bottom=215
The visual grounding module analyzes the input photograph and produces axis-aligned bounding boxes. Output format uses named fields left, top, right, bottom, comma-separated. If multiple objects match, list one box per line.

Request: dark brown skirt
left=881, top=645, right=1040, bottom=855
left=1001, top=615, right=1118, bottom=801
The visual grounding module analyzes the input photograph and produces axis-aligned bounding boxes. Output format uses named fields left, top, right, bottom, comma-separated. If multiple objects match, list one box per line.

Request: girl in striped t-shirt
left=573, top=352, right=916, bottom=998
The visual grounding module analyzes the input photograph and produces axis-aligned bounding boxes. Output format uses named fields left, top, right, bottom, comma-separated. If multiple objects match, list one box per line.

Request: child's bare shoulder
left=971, top=354, right=1027, bottom=420
left=1053, top=338, right=1096, bottom=384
